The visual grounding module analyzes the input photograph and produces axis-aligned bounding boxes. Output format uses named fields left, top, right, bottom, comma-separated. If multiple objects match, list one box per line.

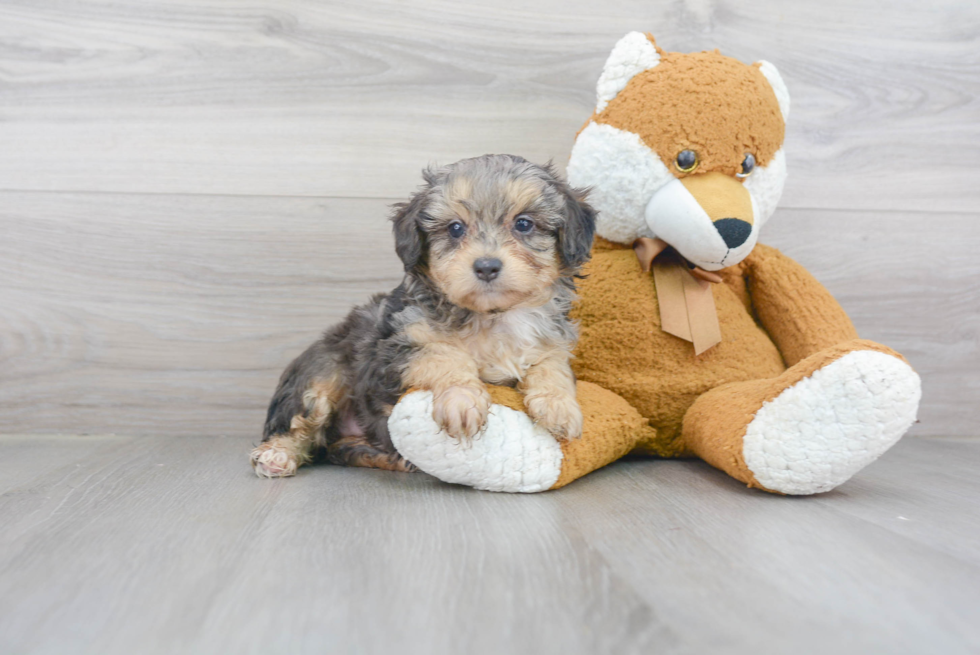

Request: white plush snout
left=645, top=178, right=761, bottom=271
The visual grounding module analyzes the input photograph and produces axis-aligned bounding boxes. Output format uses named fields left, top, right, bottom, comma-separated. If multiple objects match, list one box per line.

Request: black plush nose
left=473, top=257, right=502, bottom=282
left=713, top=218, right=752, bottom=249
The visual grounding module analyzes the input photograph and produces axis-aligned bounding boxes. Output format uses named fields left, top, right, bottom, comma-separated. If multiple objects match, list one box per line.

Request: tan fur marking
left=250, top=377, right=342, bottom=477
left=520, top=349, right=582, bottom=440
left=292, top=378, right=341, bottom=449
left=405, top=341, right=482, bottom=391
left=404, top=340, right=489, bottom=440
left=504, top=176, right=546, bottom=217
left=445, top=177, right=476, bottom=223
left=512, top=239, right=547, bottom=274
left=345, top=451, right=416, bottom=472
left=328, top=434, right=417, bottom=472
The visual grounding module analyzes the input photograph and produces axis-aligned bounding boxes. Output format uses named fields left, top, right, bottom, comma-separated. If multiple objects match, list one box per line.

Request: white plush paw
left=388, top=391, right=564, bottom=493
left=743, top=350, right=922, bottom=495
left=250, top=443, right=299, bottom=478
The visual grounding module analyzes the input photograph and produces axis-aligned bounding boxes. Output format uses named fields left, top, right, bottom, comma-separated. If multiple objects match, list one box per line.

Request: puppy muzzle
left=645, top=172, right=759, bottom=271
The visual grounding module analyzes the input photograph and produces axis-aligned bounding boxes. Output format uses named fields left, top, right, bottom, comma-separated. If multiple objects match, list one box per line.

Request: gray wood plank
left=810, top=437, right=980, bottom=567
left=0, top=434, right=132, bottom=496
left=0, top=192, right=403, bottom=437
left=2, top=191, right=976, bottom=437
left=559, top=459, right=980, bottom=654
left=0, top=0, right=977, bottom=211
left=0, top=434, right=977, bottom=654
left=0, top=435, right=666, bottom=655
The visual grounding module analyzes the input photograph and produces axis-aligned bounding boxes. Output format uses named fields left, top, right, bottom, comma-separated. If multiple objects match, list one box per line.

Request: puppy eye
left=675, top=149, right=698, bottom=173
left=514, top=216, right=534, bottom=234
left=447, top=221, right=466, bottom=238
left=736, top=153, right=756, bottom=178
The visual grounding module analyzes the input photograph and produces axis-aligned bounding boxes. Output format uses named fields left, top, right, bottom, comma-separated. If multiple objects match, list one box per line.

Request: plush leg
left=388, top=381, right=654, bottom=492
left=682, top=339, right=921, bottom=495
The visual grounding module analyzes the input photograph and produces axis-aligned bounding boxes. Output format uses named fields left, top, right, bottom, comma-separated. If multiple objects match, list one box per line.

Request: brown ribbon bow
left=632, top=237, right=723, bottom=356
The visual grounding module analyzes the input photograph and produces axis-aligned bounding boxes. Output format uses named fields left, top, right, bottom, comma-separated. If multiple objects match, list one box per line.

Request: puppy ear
left=390, top=185, right=430, bottom=273
left=556, top=184, right=598, bottom=273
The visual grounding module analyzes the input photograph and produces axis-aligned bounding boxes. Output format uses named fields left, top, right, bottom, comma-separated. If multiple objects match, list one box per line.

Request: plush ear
left=595, top=32, right=661, bottom=113
left=755, top=60, right=791, bottom=121
left=390, top=178, right=432, bottom=273
left=555, top=182, right=598, bottom=273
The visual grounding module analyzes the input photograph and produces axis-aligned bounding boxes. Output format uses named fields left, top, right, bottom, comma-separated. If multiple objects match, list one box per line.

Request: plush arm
left=742, top=244, right=858, bottom=367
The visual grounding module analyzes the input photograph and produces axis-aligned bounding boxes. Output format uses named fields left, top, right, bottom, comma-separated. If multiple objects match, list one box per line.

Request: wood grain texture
left=2, top=191, right=976, bottom=437
left=0, top=191, right=404, bottom=437
left=0, top=434, right=977, bottom=654
left=0, top=0, right=977, bottom=437
left=2, top=5, right=976, bottom=652
left=0, top=0, right=978, bottom=211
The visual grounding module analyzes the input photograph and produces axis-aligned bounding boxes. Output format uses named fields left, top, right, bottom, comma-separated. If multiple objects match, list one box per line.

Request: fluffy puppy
left=250, top=154, right=596, bottom=478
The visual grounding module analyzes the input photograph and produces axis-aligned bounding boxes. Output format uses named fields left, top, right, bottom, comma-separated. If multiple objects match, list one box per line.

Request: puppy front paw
left=250, top=441, right=299, bottom=478
left=525, top=392, right=583, bottom=441
left=432, top=384, right=491, bottom=440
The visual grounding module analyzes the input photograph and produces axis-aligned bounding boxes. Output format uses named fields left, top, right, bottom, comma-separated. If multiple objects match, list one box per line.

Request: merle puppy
left=250, top=154, right=596, bottom=477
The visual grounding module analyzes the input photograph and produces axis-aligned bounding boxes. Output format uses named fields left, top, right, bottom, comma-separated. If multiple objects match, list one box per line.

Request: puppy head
left=391, top=154, right=596, bottom=313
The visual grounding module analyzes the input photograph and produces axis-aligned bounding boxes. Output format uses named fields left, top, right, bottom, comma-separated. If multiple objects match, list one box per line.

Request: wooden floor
left=1, top=435, right=977, bottom=655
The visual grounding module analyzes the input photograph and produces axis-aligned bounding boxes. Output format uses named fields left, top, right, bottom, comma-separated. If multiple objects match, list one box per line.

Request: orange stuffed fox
left=388, top=33, right=921, bottom=494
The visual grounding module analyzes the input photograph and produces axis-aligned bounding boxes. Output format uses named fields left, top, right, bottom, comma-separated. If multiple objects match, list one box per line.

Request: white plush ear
left=595, top=32, right=660, bottom=113
left=756, top=60, right=790, bottom=121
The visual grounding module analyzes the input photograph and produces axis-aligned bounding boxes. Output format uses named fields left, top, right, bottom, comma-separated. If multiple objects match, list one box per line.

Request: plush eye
left=514, top=216, right=534, bottom=234
left=448, top=221, right=466, bottom=238
left=675, top=149, right=698, bottom=173
left=737, top=153, right=756, bottom=178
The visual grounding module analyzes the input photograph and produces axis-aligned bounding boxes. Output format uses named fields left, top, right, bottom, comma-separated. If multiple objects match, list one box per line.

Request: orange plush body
left=388, top=34, right=921, bottom=495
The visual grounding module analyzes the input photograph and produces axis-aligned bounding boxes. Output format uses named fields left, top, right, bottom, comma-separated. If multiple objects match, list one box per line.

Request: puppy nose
left=713, top=218, right=752, bottom=249
left=473, top=257, right=502, bottom=282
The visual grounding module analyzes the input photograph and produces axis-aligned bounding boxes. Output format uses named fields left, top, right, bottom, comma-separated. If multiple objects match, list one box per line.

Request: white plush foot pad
left=388, top=391, right=563, bottom=493
left=743, top=351, right=921, bottom=495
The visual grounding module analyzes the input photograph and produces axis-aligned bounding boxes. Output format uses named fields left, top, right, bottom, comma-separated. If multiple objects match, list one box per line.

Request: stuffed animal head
left=567, top=33, right=789, bottom=271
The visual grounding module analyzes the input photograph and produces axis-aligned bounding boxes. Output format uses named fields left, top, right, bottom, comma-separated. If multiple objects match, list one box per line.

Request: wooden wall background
left=1, top=0, right=977, bottom=438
